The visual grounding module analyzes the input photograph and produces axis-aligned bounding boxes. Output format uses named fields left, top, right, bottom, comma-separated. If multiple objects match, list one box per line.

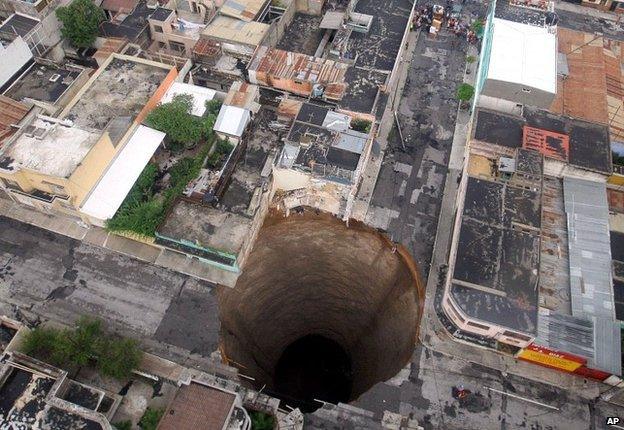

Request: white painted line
left=484, top=386, right=560, bottom=411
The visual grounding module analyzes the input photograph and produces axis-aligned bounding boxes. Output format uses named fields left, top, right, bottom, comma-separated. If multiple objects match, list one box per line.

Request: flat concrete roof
left=473, top=108, right=612, bottom=175
left=0, top=13, right=39, bottom=41
left=451, top=176, right=541, bottom=335
left=157, top=199, right=251, bottom=257
left=62, top=55, right=171, bottom=130
left=0, top=116, right=100, bottom=177
left=5, top=62, right=83, bottom=105
left=203, top=15, right=269, bottom=46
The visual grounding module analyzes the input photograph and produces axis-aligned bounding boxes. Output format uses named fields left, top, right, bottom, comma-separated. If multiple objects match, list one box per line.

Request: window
left=467, top=321, right=490, bottom=331
left=169, top=41, right=185, bottom=53
left=502, top=330, right=530, bottom=341
left=521, top=88, right=531, bottom=93
left=42, top=181, right=68, bottom=197
left=153, top=24, right=163, bottom=33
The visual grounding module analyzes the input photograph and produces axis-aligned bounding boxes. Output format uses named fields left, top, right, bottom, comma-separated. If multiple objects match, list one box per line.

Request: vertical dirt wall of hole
left=217, top=208, right=425, bottom=401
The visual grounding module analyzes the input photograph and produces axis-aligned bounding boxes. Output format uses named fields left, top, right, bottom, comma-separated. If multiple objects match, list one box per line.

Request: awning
left=80, top=125, right=165, bottom=222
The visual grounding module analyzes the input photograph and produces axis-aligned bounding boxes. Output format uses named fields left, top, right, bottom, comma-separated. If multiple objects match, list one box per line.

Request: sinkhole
left=218, top=209, right=423, bottom=412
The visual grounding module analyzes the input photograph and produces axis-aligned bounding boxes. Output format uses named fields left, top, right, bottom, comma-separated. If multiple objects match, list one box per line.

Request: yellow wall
left=608, top=172, right=624, bottom=187
left=69, top=133, right=116, bottom=206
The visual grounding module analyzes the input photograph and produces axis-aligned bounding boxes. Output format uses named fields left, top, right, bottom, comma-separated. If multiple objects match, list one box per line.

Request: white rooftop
left=214, top=105, right=250, bottom=138
left=161, top=82, right=217, bottom=117
left=80, top=125, right=165, bottom=221
left=488, top=18, right=557, bottom=95
left=0, top=116, right=100, bottom=178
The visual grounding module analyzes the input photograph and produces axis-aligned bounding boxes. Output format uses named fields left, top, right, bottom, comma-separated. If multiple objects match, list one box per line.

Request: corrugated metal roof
left=563, top=177, right=614, bottom=320
left=219, top=0, right=267, bottom=22
left=202, top=15, right=268, bottom=46
left=536, top=308, right=622, bottom=375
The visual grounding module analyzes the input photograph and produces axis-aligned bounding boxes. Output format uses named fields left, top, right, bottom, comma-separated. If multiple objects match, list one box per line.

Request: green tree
left=22, top=326, right=60, bottom=361
left=98, top=337, right=143, bottom=380
left=146, top=95, right=203, bottom=148
left=113, top=421, right=132, bottom=430
left=139, top=408, right=164, bottom=430
left=56, top=0, right=105, bottom=48
left=250, top=411, right=275, bottom=430
left=456, top=83, right=475, bottom=103
left=205, top=99, right=222, bottom=116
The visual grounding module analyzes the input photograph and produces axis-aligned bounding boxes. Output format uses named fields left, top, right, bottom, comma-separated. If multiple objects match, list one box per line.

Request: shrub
left=205, top=99, right=222, bottom=116
left=113, top=421, right=132, bottom=430
left=206, top=139, right=234, bottom=169
left=98, top=338, right=143, bottom=380
left=456, top=83, right=475, bottom=102
left=146, top=95, right=203, bottom=147
left=21, top=317, right=142, bottom=380
left=250, top=411, right=275, bottom=430
left=56, top=0, right=105, bottom=48
left=466, top=55, right=477, bottom=64
left=350, top=118, right=372, bottom=133
left=139, top=408, right=164, bottom=430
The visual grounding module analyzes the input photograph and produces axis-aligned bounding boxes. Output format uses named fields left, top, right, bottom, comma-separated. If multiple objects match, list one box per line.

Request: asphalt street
left=0, top=216, right=221, bottom=361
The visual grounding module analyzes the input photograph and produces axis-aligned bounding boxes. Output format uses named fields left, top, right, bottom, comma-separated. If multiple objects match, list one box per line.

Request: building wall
left=149, top=16, right=198, bottom=56
left=0, top=37, right=32, bottom=89
left=481, top=78, right=555, bottom=109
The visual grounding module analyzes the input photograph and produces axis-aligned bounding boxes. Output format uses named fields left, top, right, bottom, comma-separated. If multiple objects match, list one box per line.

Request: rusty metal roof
left=0, top=95, right=29, bottom=147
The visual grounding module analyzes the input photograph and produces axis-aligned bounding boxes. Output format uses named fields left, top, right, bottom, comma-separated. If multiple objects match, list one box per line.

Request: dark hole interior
left=274, top=335, right=353, bottom=412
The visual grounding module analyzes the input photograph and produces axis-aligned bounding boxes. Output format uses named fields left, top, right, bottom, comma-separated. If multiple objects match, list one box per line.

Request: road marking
left=484, top=386, right=560, bottom=411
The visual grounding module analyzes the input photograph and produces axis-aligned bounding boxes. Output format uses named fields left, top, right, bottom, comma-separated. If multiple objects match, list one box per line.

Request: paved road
left=0, top=216, right=221, bottom=362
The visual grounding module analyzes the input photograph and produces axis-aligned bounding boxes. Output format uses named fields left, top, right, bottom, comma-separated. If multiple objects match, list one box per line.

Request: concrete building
left=475, top=16, right=557, bottom=111
left=148, top=7, right=205, bottom=57
left=442, top=106, right=620, bottom=379
left=213, top=81, right=258, bottom=143
left=273, top=100, right=374, bottom=217
left=0, top=351, right=121, bottom=429
left=0, top=54, right=177, bottom=226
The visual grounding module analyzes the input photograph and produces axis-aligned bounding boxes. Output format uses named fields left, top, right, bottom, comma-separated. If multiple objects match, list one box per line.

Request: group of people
left=412, top=3, right=479, bottom=44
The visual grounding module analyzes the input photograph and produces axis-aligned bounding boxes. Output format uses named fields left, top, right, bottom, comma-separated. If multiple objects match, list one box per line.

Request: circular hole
left=218, top=210, right=423, bottom=411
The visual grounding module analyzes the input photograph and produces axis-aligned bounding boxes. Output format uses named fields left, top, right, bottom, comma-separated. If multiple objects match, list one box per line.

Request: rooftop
left=0, top=116, right=101, bottom=177
left=248, top=47, right=349, bottom=100
left=450, top=175, right=541, bottom=335
left=62, top=55, right=172, bottom=130
left=0, top=95, right=29, bottom=145
left=161, top=82, right=216, bottom=117
left=0, top=354, right=109, bottom=430
left=214, top=105, right=250, bottom=137
left=487, top=17, right=557, bottom=95
left=223, top=81, right=259, bottom=110
left=158, top=383, right=237, bottom=430
left=202, top=15, right=269, bottom=46
left=99, top=1, right=153, bottom=40
left=550, top=28, right=624, bottom=144
left=563, top=177, right=614, bottom=321
left=278, top=102, right=368, bottom=183
left=472, top=108, right=612, bottom=175
left=80, top=125, right=165, bottom=221
left=0, top=13, right=39, bottom=42
left=4, top=61, right=84, bottom=105
left=157, top=199, right=252, bottom=259
left=150, top=7, right=173, bottom=21
left=101, top=0, right=138, bottom=13
left=219, top=0, right=268, bottom=22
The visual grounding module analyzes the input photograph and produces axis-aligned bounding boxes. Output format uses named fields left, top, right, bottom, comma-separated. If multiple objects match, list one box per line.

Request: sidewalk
left=351, top=30, right=421, bottom=221
left=0, top=196, right=238, bottom=287
left=417, top=45, right=608, bottom=401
